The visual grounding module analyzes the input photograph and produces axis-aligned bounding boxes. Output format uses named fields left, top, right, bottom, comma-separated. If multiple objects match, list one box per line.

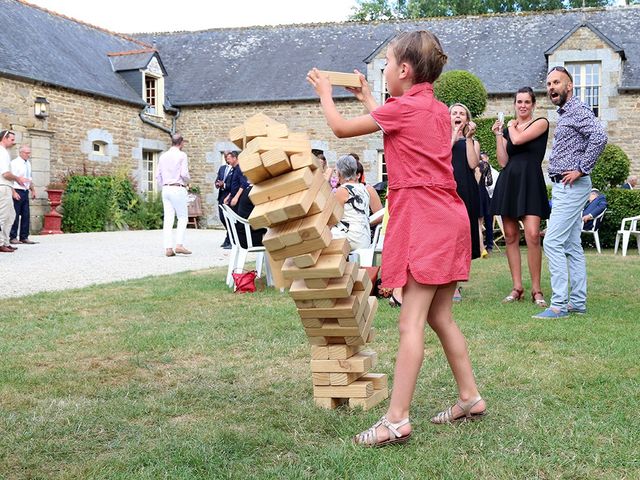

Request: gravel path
left=1, top=229, right=232, bottom=299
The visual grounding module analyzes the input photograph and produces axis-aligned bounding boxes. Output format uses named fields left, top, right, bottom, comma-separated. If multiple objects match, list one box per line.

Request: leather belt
left=549, top=174, right=564, bottom=183
left=164, top=183, right=185, bottom=187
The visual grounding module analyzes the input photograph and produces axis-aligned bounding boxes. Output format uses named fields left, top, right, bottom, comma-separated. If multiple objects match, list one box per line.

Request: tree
left=350, top=0, right=614, bottom=20
left=433, top=70, right=487, bottom=118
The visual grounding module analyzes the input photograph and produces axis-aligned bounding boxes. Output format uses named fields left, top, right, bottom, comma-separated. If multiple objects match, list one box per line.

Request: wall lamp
left=34, top=96, right=49, bottom=119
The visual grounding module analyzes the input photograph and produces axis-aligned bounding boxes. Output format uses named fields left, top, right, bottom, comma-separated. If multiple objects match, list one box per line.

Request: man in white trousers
left=156, top=133, right=191, bottom=257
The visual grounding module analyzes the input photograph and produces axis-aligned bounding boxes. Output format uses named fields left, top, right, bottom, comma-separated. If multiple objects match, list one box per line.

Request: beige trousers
left=0, top=186, right=16, bottom=246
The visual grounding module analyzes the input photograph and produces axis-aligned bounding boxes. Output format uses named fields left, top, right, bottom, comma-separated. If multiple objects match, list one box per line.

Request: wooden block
left=249, top=167, right=314, bottom=205
left=367, top=328, right=376, bottom=343
left=268, top=227, right=332, bottom=261
left=290, top=263, right=357, bottom=300
left=305, top=182, right=331, bottom=217
left=287, top=132, right=309, bottom=141
left=322, top=238, right=351, bottom=257
left=290, top=151, right=321, bottom=171
left=307, top=336, right=347, bottom=346
left=298, top=294, right=359, bottom=319
left=313, top=380, right=374, bottom=398
left=346, top=297, right=378, bottom=346
left=328, top=344, right=362, bottom=360
left=360, top=373, right=388, bottom=390
left=266, top=123, right=288, bottom=138
left=265, top=251, right=291, bottom=290
left=282, top=254, right=346, bottom=280
left=304, top=278, right=330, bottom=289
left=329, top=198, right=344, bottom=226
left=313, top=298, right=337, bottom=308
left=300, top=317, right=323, bottom=328
left=310, top=346, right=330, bottom=360
left=314, top=397, right=348, bottom=409
left=229, top=125, right=246, bottom=149
left=238, top=151, right=271, bottom=184
left=312, top=372, right=331, bottom=386
left=310, top=351, right=376, bottom=373
left=245, top=136, right=311, bottom=156
left=318, top=70, right=362, bottom=88
left=248, top=168, right=324, bottom=229
left=348, top=386, right=389, bottom=410
left=330, top=371, right=365, bottom=386
left=305, top=320, right=361, bottom=337
left=292, top=249, right=322, bottom=268
left=336, top=289, right=369, bottom=327
left=296, top=195, right=338, bottom=242
left=353, top=268, right=373, bottom=294
left=260, top=148, right=292, bottom=177
left=295, top=299, right=315, bottom=309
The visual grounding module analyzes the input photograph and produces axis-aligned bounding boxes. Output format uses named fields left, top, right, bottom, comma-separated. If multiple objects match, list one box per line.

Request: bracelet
left=495, top=132, right=503, bottom=136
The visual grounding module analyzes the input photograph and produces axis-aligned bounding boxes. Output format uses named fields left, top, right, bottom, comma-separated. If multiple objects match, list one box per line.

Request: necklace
left=515, top=117, right=534, bottom=130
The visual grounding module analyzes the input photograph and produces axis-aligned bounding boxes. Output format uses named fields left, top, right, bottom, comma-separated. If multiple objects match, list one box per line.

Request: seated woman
left=331, top=155, right=373, bottom=251
left=234, top=184, right=266, bottom=249
left=354, top=157, right=384, bottom=227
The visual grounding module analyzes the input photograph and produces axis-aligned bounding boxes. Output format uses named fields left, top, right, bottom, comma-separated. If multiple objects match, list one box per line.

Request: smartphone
left=498, top=112, right=504, bottom=123
left=462, top=123, right=470, bottom=136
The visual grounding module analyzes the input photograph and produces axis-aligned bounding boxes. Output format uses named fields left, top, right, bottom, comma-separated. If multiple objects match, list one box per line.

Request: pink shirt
left=156, top=146, right=190, bottom=187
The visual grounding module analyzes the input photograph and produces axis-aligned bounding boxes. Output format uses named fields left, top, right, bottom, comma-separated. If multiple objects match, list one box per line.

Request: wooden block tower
left=229, top=113, right=388, bottom=410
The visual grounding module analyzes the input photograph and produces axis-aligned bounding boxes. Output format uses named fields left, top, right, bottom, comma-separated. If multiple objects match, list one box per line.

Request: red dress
left=370, top=83, right=470, bottom=287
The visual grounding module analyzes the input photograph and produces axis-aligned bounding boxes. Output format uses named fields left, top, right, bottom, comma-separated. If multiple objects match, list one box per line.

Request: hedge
left=434, top=70, right=487, bottom=118
left=591, top=144, right=630, bottom=191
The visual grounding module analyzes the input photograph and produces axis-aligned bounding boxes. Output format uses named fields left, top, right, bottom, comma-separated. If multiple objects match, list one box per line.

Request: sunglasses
left=548, top=66, right=573, bottom=83
left=1, top=130, right=14, bottom=140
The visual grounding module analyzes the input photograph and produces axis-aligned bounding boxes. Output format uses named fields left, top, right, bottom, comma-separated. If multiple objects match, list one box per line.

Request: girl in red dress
left=307, top=30, right=485, bottom=447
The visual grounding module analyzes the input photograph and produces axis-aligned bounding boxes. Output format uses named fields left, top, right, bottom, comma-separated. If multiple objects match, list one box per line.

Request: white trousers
left=162, top=186, right=188, bottom=249
left=0, top=186, right=16, bottom=247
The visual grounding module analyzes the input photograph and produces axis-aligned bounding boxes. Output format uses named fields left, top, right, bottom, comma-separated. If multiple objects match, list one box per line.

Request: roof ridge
left=107, top=48, right=157, bottom=57
left=17, top=0, right=154, bottom=49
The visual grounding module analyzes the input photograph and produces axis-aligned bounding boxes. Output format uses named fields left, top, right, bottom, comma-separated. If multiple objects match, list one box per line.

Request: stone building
left=1, top=0, right=639, bottom=231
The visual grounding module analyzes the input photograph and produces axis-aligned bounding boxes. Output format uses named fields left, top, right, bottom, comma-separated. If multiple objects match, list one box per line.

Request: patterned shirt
left=548, top=96, right=607, bottom=176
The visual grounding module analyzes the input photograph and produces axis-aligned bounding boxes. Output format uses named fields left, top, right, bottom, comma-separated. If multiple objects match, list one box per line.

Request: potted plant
left=42, top=177, right=67, bottom=235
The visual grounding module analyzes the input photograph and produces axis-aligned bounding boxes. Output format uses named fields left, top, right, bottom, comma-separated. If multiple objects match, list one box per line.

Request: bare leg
left=522, top=215, right=543, bottom=298
left=365, top=273, right=437, bottom=442
left=503, top=216, right=523, bottom=293
left=427, top=282, right=485, bottom=417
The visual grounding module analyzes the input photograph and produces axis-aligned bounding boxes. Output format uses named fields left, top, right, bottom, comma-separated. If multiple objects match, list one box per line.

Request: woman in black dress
left=491, top=87, right=550, bottom=307
left=450, top=103, right=481, bottom=300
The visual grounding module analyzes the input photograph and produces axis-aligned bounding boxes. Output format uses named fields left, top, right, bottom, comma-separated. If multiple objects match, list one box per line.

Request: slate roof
left=0, top=0, right=148, bottom=105
left=1, top=1, right=639, bottom=107
left=109, top=50, right=157, bottom=72
left=137, top=7, right=640, bottom=106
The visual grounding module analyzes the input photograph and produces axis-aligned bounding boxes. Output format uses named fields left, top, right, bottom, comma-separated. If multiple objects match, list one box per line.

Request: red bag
left=232, top=269, right=257, bottom=293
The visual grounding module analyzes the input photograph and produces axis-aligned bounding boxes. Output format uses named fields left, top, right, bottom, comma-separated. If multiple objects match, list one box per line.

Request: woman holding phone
left=450, top=103, right=481, bottom=301
left=490, top=87, right=550, bottom=307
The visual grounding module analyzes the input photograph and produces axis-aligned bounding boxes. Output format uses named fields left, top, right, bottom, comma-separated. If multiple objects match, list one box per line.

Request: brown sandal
left=430, top=396, right=486, bottom=424
left=502, top=287, right=524, bottom=303
left=531, top=290, right=548, bottom=308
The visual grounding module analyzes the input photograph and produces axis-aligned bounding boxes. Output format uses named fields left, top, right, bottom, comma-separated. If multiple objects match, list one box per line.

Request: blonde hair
left=449, top=103, right=473, bottom=120
left=389, top=30, right=448, bottom=84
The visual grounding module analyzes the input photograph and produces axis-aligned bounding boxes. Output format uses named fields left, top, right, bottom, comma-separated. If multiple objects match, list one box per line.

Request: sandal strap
left=456, top=396, right=483, bottom=417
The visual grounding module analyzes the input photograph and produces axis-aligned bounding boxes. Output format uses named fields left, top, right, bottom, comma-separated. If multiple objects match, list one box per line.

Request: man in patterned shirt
left=533, top=66, right=607, bottom=319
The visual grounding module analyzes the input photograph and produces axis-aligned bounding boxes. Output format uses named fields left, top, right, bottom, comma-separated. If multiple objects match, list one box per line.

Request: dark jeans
left=479, top=188, right=493, bottom=250
left=11, top=189, right=30, bottom=240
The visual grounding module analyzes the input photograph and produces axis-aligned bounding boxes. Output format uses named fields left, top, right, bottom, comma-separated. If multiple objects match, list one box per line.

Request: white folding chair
left=220, top=204, right=273, bottom=288
left=581, top=208, right=607, bottom=254
left=349, top=224, right=382, bottom=267
left=613, top=214, right=640, bottom=257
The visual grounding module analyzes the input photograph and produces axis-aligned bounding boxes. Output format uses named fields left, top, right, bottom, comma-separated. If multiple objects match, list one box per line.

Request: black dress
left=452, top=138, right=481, bottom=260
left=491, top=119, right=551, bottom=220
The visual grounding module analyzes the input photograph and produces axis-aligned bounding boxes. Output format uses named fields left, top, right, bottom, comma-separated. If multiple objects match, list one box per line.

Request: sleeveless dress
left=490, top=119, right=551, bottom=219
left=452, top=138, right=481, bottom=260
left=370, top=82, right=471, bottom=287
left=331, top=182, right=371, bottom=250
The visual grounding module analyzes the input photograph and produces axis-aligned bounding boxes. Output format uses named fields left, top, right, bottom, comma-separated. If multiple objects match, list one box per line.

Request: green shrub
left=591, top=144, right=630, bottom=191
left=596, top=189, right=640, bottom=248
left=434, top=70, right=487, bottom=118
left=124, top=192, right=164, bottom=230
left=474, top=116, right=513, bottom=170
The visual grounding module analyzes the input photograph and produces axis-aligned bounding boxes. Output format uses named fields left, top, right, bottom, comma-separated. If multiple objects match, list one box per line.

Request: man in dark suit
left=216, top=152, right=232, bottom=248
left=621, top=175, right=637, bottom=190
left=582, top=188, right=607, bottom=230
left=224, top=151, right=248, bottom=211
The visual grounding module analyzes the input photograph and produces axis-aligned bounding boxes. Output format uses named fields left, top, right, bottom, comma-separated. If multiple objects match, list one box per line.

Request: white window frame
left=92, top=141, right=106, bottom=155
left=566, top=62, right=601, bottom=117
left=142, top=150, right=159, bottom=193
left=377, top=151, right=387, bottom=184
left=144, top=73, right=164, bottom=117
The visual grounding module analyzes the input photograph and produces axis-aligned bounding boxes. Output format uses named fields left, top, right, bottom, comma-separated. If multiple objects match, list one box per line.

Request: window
left=566, top=62, right=601, bottom=117
left=377, top=151, right=387, bottom=184
left=381, top=69, right=391, bottom=104
left=142, top=150, right=158, bottom=193
left=92, top=141, right=106, bottom=155
left=145, top=75, right=158, bottom=115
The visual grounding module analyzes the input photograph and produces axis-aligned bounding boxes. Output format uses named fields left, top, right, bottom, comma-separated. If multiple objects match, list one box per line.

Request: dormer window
left=145, top=74, right=159, bottom=115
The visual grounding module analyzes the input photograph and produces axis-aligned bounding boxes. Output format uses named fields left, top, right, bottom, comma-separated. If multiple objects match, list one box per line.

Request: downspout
left=139, top=107, right=171, bottom=137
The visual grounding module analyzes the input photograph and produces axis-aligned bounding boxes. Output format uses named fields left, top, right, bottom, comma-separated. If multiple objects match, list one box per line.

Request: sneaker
left=222, top=243, right=232, bottom=250
left=532, top=307, right=569, bottom=319
left=567, top=305, right=587, bottom=315
left=481, top=248, right=489, bottom=259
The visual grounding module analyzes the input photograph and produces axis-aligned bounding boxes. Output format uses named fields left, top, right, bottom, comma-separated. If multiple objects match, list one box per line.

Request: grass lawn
left=1, top=249, right=638, bottom=479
